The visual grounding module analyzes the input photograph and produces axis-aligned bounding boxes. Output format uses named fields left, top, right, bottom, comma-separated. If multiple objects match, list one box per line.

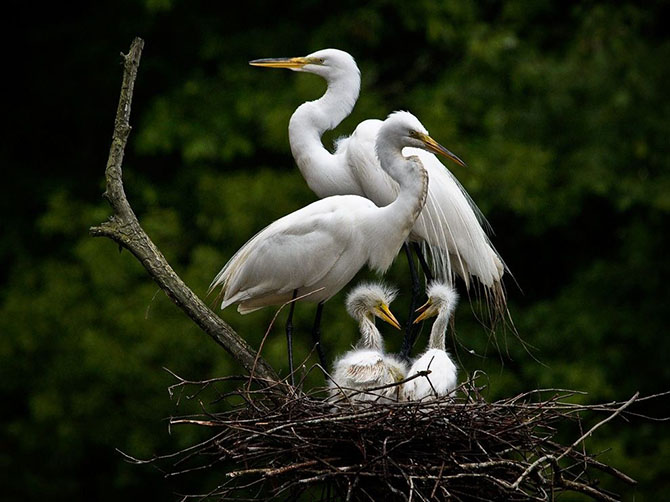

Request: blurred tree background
left=2, top=0, right=669, bottom=499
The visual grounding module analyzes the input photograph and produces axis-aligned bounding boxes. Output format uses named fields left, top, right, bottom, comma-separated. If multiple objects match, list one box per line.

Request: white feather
left=402, top=282, right=460, bottom=401
left=255, top=48, right=507, bottom=313
left=329, top=282, right=407, bottom=404
left=402, top=349, right=457, bottom=402
left=210, top=113, right=432, bottom=321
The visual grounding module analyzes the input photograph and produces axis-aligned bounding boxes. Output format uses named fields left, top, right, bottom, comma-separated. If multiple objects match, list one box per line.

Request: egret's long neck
left=355, top=315, right=384, bottom=352
left=288, top=71, right=360, bottom=191
left=375, top=138, right=429, bottom=237
left=428, top=309, right=450, bottom=350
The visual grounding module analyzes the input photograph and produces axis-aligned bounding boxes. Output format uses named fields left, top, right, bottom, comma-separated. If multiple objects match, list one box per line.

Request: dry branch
left=90, top=38, right=279, bottom=383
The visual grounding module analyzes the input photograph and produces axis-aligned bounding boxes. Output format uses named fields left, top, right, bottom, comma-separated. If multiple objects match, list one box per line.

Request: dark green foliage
left=1, top=1, right=668, bottom=500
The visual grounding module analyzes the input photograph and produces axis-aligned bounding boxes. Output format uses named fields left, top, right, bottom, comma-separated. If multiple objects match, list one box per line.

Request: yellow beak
left=418, top=133, right=467, bottom=168
left=375, top=303, right=402, bottom=330
left=413, top=299, right=437, bottom=324
left=249, top=57, right=312, bottom=69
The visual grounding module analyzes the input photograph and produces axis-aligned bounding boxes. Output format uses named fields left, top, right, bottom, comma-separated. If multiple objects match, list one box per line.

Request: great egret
left=209, top=111, right=462, bottom=384
left=329, top=282, right=407, bottom=404
left=250, top=49, right=506, bottom=338
left=402, top=282, right=459, bottom=401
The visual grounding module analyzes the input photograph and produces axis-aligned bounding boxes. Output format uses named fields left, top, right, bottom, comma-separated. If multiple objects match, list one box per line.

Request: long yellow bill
left=249, top=57, right=311, bottom=69
left=376, top=303, right=402, bottom=330
left=418, top=133, right=467, bottom=168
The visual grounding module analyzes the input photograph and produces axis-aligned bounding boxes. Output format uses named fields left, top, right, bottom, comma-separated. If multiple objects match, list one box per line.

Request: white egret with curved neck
left=250, top=49, right=506, bottom=332
left=329, top=282, right=407, bottom=404
left=209, top=111, right=461, bottom=384
left=402, top=282, right=459, bottom=401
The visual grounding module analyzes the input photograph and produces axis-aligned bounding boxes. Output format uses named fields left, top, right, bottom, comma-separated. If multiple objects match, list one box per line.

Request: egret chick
left=402, top=283, right=459, bottom=401
left=329, top=282, right=407, bottom=404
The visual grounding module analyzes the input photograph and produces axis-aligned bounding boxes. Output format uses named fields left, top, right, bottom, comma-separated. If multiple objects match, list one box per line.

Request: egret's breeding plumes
left=329, top=282, right=407, bottom=404
left=402, top=283, right=459, bottom=401
left=209, top=111, right=460, bottom=383
left=250, top=49, right=507, bottom=326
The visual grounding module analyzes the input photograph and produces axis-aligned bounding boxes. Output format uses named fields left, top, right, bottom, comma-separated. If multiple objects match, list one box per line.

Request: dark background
left=2, top=0, right=669, bottom=499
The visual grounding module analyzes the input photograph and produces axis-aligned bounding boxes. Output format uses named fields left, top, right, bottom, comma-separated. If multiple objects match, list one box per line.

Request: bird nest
left=131, top=371, right=650, bottom=502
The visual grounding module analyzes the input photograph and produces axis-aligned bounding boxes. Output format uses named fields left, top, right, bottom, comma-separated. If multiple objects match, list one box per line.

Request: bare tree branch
left=90, top=37, right=279, bottom=383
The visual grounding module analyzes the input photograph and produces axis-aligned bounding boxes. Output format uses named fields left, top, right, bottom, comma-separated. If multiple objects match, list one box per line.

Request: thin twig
left=148, top=371, right=663, bottom=501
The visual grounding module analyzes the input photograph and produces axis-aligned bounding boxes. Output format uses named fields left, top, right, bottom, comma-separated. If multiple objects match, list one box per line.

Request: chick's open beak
left=413, top=299, right=437, bottom=324
left=249, top=57, right=311, bottom=69
left=376, top=304, right=402, bottom=330
left=418, top=133, right=467, bottom=168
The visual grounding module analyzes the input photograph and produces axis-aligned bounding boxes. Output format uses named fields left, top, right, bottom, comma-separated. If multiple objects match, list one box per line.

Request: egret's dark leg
left=400, top=242, right=422, bottom=360
left=412, top=242, right=434, bottom=283
left=311, top=301, right=327, bottom=369
left=401, top=242, right=433, bottom=359
left=286, top=290, right=298, bottom=386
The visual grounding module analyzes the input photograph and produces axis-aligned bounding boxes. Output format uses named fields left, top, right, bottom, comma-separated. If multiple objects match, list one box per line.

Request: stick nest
left=132, top=371, right=655, bottom=502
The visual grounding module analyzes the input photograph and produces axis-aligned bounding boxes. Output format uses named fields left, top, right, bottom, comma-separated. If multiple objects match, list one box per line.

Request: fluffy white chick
left=329, top=282, right=406, bottom=404
left=402, top=283, right=459, bottom=401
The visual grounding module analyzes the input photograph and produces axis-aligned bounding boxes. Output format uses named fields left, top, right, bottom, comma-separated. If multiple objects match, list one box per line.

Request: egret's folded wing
left=344, top=358, right=389, bottom=386
left=214, top=197, right=367, bottom=308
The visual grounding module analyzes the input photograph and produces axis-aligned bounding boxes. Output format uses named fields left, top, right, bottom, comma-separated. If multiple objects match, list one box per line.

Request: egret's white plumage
left=329, top=282, right=407, bottom=404
left=402, top=283, right=459, bottom=401
left=210, top=112, right=457, bottom=316
left=251, top=49, right=363, bottom=198
left=250, top=49, right=506, bottom=312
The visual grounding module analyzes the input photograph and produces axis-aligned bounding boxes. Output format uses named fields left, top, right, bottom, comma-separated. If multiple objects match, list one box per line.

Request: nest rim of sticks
left=121, top=370, right=670, bottom=502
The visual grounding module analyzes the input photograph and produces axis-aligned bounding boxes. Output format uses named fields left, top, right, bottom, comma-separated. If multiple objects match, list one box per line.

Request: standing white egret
left=209, top=111, right=462, bottom=384
left=249, top=49, right=506, bottom=342
left=402, top=282, right=459, bottom=401
left=329, top=282, right=407, bottom=404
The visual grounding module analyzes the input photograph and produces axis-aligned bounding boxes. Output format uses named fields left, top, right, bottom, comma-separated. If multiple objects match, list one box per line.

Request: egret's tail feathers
left=208, top=225, right=271, bottom=310
left=236, top=303, right=265, bottom=315
left=417, top=227, right=508, bottom=326
left=408, top=151, right=510, bottom=324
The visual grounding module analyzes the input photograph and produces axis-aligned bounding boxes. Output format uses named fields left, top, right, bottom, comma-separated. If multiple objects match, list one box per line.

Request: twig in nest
left=141, top=373, right=661, bottom=501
